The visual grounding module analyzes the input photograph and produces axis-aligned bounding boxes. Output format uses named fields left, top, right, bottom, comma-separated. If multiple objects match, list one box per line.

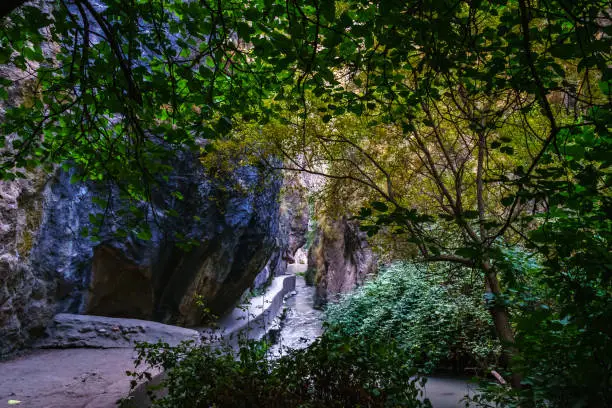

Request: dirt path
left=0, top=349, right=138, bottom=408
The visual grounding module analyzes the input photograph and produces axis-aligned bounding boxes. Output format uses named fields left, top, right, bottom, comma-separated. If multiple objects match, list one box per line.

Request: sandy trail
left=0, top=348, right=138, bottom=408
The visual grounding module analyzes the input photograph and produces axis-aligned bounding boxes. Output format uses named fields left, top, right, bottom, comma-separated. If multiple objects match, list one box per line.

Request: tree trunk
left=484, top=264, right=522, bottom=389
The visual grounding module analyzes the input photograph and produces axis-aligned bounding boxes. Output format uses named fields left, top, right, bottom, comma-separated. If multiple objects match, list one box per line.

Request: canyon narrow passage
left=268, top=263, right=323, bottom=357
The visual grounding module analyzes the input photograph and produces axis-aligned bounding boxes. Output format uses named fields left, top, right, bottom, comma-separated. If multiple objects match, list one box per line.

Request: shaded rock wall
left=253, top=172, right=309, bottom=290
left=279, top=173, right=310, bottom=264
left=0, top=151, right=284, bottom=356
left=0, top=60, right=58, bottom=357
left=38, top=156, right=282, bottom=325
left=307, top=216, right=376, bottom=309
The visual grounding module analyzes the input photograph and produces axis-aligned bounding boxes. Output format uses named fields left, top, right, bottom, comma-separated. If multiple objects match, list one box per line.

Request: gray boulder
left=36, top=313, right=201, bottom=349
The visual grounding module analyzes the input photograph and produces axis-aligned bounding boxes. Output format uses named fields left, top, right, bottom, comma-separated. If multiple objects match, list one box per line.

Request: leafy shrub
left=474, top=247, right=612, bottom=408
left=128, top=334, right=429, bottom=408
left=325, top=262, right=500, bottom=374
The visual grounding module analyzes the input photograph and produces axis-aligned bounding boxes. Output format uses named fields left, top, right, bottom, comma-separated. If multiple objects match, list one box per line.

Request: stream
left=268, top=268, right=323, bottom=357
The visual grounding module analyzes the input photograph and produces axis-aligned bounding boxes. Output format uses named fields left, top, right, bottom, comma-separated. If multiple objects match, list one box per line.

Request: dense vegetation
left=325, top=263, right=501, bottom=375
left=1, top=0, right=611, bottom=407
left=128, top=336, right=427, bottom=408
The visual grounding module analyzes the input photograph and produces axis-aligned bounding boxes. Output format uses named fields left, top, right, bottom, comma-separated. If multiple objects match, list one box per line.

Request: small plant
left=193, top=294, right=218, bottom=325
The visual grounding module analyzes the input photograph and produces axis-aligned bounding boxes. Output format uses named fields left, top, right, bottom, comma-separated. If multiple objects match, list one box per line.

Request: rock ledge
left=35, top=313, right=201, bottom=349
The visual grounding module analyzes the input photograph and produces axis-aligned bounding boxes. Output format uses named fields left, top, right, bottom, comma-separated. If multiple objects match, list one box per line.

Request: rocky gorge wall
left=0, top=149, right=294, bottom=357
left=0, top=171, right=56, bottom=357
left=307, top=216, right=376, bottom=309
left=0, top=59, right=58, bottom=357
left=253, top=172, right=309, bottom=289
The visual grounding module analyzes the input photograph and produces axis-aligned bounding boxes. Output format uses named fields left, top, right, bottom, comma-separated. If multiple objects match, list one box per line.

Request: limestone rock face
left=280, top=173, right=310, bottom=263
left=307, top=216, right=376, bottom=309
left=251, top=172, right=309, bottom=290
left=0, top=149, right=283, bottom=356
left=0, top=30, right=291, bottom=356
left=32, top=153, right=282, bottom=326
left=0, top=50, right=59, bottom=358
left=0, top=172, right=55, bottom=357
left=267, top=173, right=310, bottom=280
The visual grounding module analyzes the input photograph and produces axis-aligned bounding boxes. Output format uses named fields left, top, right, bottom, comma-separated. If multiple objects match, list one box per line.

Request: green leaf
left=501, top=196, right=515, bottom=206
left=462, top=210, right=479, bottom=219
left=359, top=207, right=372, bottom=218
left=321, top=0, right=336, bottom=22
left=455, top=247, right=477, bottom=258
left=371, top=201, right=388, bottom=212
left=136, top=228, right=152, bottom=241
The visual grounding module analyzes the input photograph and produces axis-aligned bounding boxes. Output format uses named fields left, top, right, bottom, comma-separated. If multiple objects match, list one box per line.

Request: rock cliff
left=0, top=57, right=305, bottom=355
left=0, top=151, right=285, bottom=356
left=252, top=172, right=309, bottom=290
left=307, top=216, right=376, bottom=309
left=0, top=171, right=56, bottom=357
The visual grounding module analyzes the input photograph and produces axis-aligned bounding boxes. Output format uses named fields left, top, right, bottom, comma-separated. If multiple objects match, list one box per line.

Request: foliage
left=127, top=335, right=429, bottom=408
left=515, top=125, right=612, bottom=407
left=326, top=262, right=500, bottom=374
left=467, top=241, right=612, bottom=407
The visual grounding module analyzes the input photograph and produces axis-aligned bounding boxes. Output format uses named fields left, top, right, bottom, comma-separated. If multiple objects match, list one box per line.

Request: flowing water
left=268, top=264, right=323, bottom=357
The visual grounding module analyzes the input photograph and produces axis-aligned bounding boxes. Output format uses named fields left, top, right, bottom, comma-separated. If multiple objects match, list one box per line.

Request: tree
left=1, top=0, right=275, bottom=196
left=222, top=1, right=610, bottom=399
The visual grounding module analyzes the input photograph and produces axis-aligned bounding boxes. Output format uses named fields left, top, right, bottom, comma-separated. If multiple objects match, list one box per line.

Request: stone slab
left=35, top=313, right=201, bottom=349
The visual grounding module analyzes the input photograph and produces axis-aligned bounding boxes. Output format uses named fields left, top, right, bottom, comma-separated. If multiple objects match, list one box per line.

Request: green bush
left=473, top=247, right=612, bottom=408
left=129, top=334, right=429, bottom=408
left=325, top=262, right=501, bottom=374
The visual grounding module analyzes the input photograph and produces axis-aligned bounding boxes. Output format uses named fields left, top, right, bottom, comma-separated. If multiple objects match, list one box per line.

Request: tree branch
left=0, top=0, right=26, bottom=19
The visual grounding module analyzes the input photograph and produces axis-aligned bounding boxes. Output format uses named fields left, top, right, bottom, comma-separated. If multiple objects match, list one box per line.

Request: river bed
left=268, top=271, right=323, bottom=357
